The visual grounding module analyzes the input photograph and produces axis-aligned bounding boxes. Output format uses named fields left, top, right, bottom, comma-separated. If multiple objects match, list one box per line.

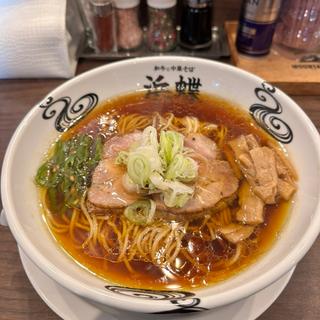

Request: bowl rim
left=2, top=56, right=320, bottom=313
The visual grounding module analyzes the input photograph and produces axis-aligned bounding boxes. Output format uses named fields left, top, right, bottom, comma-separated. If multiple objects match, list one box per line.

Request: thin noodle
left=61, top=213, right=71, bottom=223
left=80, top=193, right=95, bottom=248
left=39, top=111, right=265, bottom=282
left=69, top=209, right=79, bottom=242
left=123, top=258, right=134, bottom=273
left=151, top=228, right=171, bottom=262
left=227, top=243, right=242, bottom=266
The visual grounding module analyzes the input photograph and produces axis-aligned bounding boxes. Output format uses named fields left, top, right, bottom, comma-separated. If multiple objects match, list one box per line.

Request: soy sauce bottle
left=180, top=0, right=213, bottom=50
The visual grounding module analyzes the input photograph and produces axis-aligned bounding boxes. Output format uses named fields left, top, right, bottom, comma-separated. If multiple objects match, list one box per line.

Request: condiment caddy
left=78, top=0, right=229, bottom=60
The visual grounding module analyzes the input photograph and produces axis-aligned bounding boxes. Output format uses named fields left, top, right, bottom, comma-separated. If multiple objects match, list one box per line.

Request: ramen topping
left=236, top=181, right=264, bottom=225
left=184, top=133, right=220, bottom=160
left=103, top=132, right=142, bottom=158
left=218, top=223, right=255, bottom=244
left=35, top=91, right=298, bottom=290
left=249, top=147, right=278, bottom=204
left=156, top=160, right=238, bottom=213
left=88, top=158, right=139, bottom=208
left=88, top=133, right=143, bottom=209
left=229, top=134, right=296, bottom=204
left=278, top=178, right=296, bottom=200
left=88, top=129, right=239, bottom=214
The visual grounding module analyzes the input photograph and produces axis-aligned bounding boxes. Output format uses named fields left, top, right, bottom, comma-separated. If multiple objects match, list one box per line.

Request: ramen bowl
left=2, top=56, right=320, bottom=314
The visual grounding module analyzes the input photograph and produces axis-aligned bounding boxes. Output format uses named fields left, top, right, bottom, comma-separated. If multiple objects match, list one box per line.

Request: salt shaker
left=180, top=0, right=213, bottom=50
left=115, top=0, right=143, bottom=50
left=146, top=0, right=177, bottom=52
left=89, top=0, right=117, bottom=53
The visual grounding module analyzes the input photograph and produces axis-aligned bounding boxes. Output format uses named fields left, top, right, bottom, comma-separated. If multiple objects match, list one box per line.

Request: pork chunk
left=249, top=147, right=278, bottom=204
left=229, top=135, right=296, bottom=204
left=245, top=134, right=260, bottom=150
left=228, top=135, right=249, bottom=158
left=218, top=224, right=255, bottom=244
left=236, top=182, right=264, bottom=225
left=278, top=178, right=296, bottom=200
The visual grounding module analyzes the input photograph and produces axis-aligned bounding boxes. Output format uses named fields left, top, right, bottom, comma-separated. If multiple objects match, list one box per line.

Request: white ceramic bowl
left=2, top=57, right=320, bottom=314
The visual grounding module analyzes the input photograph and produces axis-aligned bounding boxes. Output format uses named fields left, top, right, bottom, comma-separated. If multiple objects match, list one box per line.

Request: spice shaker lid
left=89, top=0, right=114, bottom=16
left=114, top=0, right=140, bottom=9
left=147, top=0, right=177, bottom=9
left=185, top=0, right=212, bottom=8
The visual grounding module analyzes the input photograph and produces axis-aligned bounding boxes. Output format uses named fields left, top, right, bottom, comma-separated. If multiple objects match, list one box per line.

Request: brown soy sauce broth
left=49, top=91, right=291, bottom=290
left=65, top=91, right=269, bottom=142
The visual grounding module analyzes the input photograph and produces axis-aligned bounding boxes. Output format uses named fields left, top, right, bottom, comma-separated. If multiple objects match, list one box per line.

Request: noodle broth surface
left=39, top=91, right=293, bottom=290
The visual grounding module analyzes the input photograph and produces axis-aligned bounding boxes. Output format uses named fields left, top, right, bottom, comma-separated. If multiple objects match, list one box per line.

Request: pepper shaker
left=115, top=0, right=143, bottom=50
left=146, top=0, right=177, bottom=52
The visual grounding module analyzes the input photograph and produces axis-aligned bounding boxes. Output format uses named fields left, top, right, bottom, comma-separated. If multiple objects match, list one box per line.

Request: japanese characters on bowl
left=144, top=64, right=201, bottom=94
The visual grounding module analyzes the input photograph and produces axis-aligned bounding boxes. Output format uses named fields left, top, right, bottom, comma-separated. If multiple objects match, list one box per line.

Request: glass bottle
left=115, top=0, right=143, bottom=50
left=146, top=0, right=177, bottom=52
left=180, top=0, right=213, bottom=50
left=89, top=0, right=117, bottom=53
left=274, top=0, right=320, bottom=52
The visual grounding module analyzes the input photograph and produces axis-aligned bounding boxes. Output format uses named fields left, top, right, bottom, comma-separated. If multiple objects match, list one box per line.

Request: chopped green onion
left=165, top=154, right=198, bottom=182
left=159, top=130, right=184, bottom=166
left=122, top=173, right=140, bottom=194
left=134, top=145, right=162, bottom=173
left=127, top=152, right=151, bottom=187
left=115, top=151, right=129, bottom=165
left=141, top=126, right=158, bottom=149
left=150, top=173, right=194, bottom=208
left=116, top=126, right=200, bottom=210
left=124, top=199, right=156, bottom=225
left=163, top=190, right=191, bottom=208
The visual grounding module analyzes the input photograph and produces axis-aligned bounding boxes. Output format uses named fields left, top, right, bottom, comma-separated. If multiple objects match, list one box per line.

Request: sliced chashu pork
left=88, top=158, right=139, bottom=208
left=87, top=132, right=142, bottom=210
left=184, top=133, right=220, bottom=161
left=155, top=160, right=238, bottom=213
left=270, top=142, right=297, bottom=200
left=103, top=132, right=142, bottom=158
left=88, top=131, right=238, bottom=214
left=155, top=134, right=238, bottom=214
left=229, top=134, right=296, bottom=204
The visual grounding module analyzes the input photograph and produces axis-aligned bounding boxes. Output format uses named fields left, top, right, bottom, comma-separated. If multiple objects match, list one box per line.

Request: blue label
left=236, top=19, right=277, bottom=55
